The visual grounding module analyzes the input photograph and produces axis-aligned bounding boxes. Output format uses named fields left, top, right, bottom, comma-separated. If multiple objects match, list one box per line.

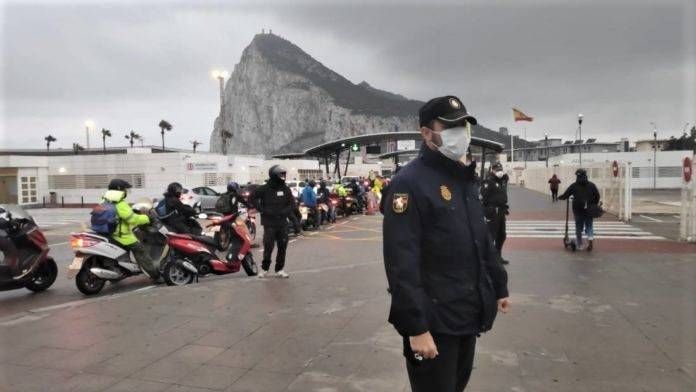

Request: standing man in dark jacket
left=249, top=165, right=295, bottom=278
left=558, top=168, right=600, bottom=251
left=316, top=180, right=332, bottom=225
left=162, top=182, right=199, bottom=235
left=480, top=162, right=510, bottom=265
left=383, top=96, right=511, bottom=392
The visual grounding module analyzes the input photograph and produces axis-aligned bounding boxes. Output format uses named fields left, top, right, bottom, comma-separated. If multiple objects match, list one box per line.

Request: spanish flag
left=513, top=108, right=533, bottom=122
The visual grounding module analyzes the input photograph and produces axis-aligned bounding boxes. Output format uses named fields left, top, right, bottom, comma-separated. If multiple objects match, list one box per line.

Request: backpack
left=215, top=194, right=233, bottom=214
left=155, top=199, right=171, bottom=218
left=90, top=201, right=119, bottom=235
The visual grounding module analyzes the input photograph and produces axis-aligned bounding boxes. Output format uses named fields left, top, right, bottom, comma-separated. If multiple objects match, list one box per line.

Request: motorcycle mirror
left=198, top=213, right=208, bottom=219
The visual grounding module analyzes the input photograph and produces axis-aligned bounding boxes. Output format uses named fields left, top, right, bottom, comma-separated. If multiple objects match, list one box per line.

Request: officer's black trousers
left=486, top=211, right=507, bottom=253
left=261, top=226, right=288, bottom=272
left=404, top=333, right=477, bottom=392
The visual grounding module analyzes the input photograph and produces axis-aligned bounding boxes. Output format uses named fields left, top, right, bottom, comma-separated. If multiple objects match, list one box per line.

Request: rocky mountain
left=210, top=33, right=423, bottom=156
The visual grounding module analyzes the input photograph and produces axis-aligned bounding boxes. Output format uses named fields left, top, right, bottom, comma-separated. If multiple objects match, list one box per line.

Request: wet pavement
left=1, top=187, right=695, bottom=391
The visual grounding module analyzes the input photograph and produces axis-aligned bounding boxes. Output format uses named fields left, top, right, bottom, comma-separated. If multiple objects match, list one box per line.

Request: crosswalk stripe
left=505, top=220, right=664, bottom=240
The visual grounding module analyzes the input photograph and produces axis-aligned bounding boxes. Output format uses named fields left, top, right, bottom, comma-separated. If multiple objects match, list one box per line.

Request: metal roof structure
left=272, top=131, right=504, bottom=159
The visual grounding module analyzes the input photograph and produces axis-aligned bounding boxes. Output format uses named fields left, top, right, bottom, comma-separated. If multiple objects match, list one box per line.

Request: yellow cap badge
left=392, top=193, right=409, bottom=214
left=449, top=98, right=461, bottom=109
left=440, top=185, right=452, bottom=201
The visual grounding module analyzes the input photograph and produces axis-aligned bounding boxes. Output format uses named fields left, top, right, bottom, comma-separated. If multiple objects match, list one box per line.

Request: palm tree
left=221, top=129, right=232, bottom=155
left=158, top=120, right=173, bottom=150
left=101, top=129, right=112, bottom=153
left=125, top=131, right=139, bottom=148
left=44, top=135, right=57, bottom=152
left=190, top=140, right=202, bottom=153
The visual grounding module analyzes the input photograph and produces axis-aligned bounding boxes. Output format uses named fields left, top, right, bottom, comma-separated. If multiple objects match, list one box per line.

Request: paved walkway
left=1, top=187, right=694, bottom=391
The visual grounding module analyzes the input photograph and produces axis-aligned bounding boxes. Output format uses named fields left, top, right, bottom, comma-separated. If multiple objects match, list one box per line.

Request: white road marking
left=49, top=241, right=70, bottom=246
left=639, top=215, right=662, bottom=223
left=506, top=220, right=664, bottom=240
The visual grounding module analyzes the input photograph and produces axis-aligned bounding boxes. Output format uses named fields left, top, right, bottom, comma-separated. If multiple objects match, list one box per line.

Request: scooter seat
left=192, top=235, right=218, bottom=249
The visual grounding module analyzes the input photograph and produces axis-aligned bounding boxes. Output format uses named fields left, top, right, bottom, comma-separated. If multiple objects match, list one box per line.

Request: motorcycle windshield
left=0, top=204, right=34, bottom=221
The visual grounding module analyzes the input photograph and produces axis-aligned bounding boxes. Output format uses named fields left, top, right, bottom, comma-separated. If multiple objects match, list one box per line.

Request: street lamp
left=577, top=114, right=583, bottom=166
left=84, top=120, right=95, bottom=150
left=544, top=132, right=549, bottom=168
left=651, top=123, right=658, bottom=189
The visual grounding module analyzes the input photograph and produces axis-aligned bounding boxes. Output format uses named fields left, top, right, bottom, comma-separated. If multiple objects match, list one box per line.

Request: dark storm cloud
left=1, top=0, right=694, bottom=149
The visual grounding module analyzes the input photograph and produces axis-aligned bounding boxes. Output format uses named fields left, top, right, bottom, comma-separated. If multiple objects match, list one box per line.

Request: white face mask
left=436, top=123, right=472, bottom=162
left=494, top=171, right=505, bottom=179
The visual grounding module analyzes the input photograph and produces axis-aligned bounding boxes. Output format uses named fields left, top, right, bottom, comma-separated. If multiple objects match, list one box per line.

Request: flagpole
left=510, top=133, right=514, bottom=163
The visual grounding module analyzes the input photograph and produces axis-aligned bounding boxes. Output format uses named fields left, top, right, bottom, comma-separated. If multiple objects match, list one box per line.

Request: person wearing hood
left=383, top=96, right=510, bottom=392
left=548, top=174, right=561, bottom=202
left=161, top=182, right=199, bottom=235
left=103, top=179, right=159, bottom=281
left=480, top=162, right=510, bottom=265
left=558, top=168, right=600, bottom=251
left=249, top=165, right=295, bottom=278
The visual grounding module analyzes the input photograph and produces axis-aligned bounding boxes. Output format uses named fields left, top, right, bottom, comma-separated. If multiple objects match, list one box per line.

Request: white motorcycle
left=67, top=199, right=187, bottom=295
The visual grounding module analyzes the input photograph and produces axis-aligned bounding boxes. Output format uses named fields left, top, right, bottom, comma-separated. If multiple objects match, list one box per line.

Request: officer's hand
left=498, top=297, right=511, bottom=314
left=409, top=332, right=438, bottom=359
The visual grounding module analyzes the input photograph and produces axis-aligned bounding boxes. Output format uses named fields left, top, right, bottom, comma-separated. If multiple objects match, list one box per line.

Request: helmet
left=108, top=179, right=132, bottom=191
left=320, top=180, right=327, bottom=187
left=491, top=162, right=503, bottom=171
left=167, top=182, right=183, bottom=197
left=309, top=180, right=316, bottom=187
left=268, top=165, right=287, bottom=182
left=227, top=181, right=240, bottom=194
left=350, top=178, right=357, bottom=184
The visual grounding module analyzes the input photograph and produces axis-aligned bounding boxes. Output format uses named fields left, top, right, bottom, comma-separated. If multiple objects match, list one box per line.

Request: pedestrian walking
left=480, top=162, right=510, bottom=265
left=383, top=96, right=511, bottom=392
left=249, top=165, right=295, bottom=278
left=558, top=168, right=601, bottom=251
left=548, top=174, right=561, bottom=202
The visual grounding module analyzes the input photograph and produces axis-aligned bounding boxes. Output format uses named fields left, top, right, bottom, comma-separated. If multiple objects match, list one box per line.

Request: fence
left=679, top=158, right=696, bottom=242
left=520, top=162, right=632, bottom=221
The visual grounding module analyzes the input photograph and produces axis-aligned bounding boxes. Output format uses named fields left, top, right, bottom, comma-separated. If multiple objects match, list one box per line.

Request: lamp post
left=84, top=120, right=95, bottom=150
left=651, top=122, right=657, bottom=189
left=577, top=114, right=583, bottom=166
left=544, top=132, right=549, bottom=168
left=211, top=70, right=229, bottom=114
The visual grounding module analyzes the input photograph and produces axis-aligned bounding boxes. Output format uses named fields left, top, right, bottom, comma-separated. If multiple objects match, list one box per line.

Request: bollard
left=61, top=196, right=64, bottom=208
left=81, top=196, right=84, bottom=208
left=42, top=196, right=46, bottom=208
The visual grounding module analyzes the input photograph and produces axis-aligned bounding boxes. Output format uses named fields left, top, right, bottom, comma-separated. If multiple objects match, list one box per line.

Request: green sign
left=351, top=143, right=359, bottom=152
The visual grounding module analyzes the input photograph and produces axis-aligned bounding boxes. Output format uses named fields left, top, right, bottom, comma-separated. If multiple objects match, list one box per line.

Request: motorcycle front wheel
left=75, top=258, right=106, bottom=295
left=163, top=261, right=195, bottom=286
left=246, top=221, right=256, bottom=241
left=241, top=254, right=258, bottom=276
left=25, top=258, right=58, bottom=292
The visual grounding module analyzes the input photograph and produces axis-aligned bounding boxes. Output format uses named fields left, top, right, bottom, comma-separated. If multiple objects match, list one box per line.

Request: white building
left=0, top=148, right=320, bottom=205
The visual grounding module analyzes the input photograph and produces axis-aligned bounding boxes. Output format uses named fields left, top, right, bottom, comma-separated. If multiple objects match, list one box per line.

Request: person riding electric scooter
left=160, top=182, right=201, bottom=235
left=101, top=179, right=160, bottom=281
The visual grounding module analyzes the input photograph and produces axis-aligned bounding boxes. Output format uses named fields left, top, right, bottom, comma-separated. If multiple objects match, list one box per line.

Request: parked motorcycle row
left=0, top=183, right=372, bottom=297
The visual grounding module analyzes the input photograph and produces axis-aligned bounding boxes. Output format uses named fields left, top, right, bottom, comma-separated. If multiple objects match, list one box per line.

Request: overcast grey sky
left=1, top=0, right=694, bottom=151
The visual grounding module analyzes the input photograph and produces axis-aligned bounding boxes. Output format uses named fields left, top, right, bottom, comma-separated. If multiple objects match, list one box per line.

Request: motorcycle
left=170, top=214, right=258, bottom=285
left=68, top=200, right=176, bottom=295
left=0, top=205, right=58, bottom=293
left=298, top=203, right=319, bottom=230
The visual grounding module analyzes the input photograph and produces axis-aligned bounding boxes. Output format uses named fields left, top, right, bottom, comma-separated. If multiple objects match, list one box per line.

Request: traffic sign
left=612, top=160, right=619, bottom=177
left=351, top=143, right=359, bottom=152
left=684, top=157, right=692, bottom=182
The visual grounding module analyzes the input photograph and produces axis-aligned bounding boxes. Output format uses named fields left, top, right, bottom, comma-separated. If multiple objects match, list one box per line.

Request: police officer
left=383, top=96, right=511, bottom=392
left=480, top=162, right=510, bottom=265
left=249, top=165, right=295, bottom=278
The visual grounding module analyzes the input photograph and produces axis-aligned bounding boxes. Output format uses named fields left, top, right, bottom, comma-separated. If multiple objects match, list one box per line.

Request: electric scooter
left=563, top=197, right=577, bottom=252
left=0, top=205, right=58, bottom=293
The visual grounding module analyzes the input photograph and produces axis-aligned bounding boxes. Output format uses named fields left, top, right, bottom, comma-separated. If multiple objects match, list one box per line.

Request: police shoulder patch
left=392, top=193, right=409, bottom=214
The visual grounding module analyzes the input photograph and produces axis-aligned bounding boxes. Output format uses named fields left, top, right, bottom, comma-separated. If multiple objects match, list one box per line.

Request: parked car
left=180, top=186, right=221, bottom=212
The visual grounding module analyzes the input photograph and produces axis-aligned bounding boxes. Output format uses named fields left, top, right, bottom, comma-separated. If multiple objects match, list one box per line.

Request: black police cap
left=419, top=95, right=477, bottom=128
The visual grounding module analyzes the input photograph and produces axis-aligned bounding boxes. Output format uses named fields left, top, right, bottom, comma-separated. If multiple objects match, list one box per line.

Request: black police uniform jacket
left=480, top=173, right=510, bottom=215
left=383, top=145, right=509, bottom=337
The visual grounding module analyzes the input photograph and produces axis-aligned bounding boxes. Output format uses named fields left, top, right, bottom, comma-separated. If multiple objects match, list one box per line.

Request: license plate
left=301, top=212, right=308, bottom=220
left=67, top=256, right=84, bottom=279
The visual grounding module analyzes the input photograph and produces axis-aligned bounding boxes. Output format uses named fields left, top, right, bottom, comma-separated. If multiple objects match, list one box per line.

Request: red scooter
left=162, top=212, right=258, bottom=285
left=0, top=205, right=58, bottom=293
